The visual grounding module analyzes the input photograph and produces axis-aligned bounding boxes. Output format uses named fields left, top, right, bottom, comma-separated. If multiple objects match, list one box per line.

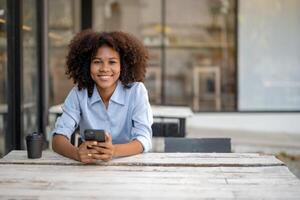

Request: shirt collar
left=89, top=81, right=125, bottom=106
left=90, top=86, right=101, bottom=105
left=110, top=80, right=125, bottom=106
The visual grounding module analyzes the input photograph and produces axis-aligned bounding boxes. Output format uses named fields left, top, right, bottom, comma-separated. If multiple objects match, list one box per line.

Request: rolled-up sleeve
left=131, top=83, right=153, bottom=152
left=51, top=88, right=81, bottom=140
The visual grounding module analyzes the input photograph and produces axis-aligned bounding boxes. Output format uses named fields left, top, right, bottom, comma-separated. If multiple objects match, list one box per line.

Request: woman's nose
left=99, top=62, right=109, bottom=71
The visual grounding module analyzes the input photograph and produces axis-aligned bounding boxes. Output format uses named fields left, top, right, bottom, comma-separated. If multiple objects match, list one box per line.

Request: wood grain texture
left=0, top=164, right=299, bottom=199
left=0, top=151, right=299, bottom=199
left=0, top=150, right=284, bottom=167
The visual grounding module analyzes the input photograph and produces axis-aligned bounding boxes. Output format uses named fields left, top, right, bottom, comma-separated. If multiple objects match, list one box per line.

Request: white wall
left=188, top=113, right=300, bottom=135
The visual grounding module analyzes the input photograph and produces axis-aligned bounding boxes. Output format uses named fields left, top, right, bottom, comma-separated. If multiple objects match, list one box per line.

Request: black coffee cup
left=26, top=132, right=43, bottom=159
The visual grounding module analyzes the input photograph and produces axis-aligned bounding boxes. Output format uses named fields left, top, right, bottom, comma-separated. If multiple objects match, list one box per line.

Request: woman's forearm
left=52, top=134, right=80, bottom=161
left=53, top=135, right=144, bottom=160
left=113, top=140, right=143, bottom=157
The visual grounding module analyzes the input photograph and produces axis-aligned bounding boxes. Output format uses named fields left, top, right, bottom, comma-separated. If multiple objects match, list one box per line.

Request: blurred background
left=0, top=0, right=300, bottom=176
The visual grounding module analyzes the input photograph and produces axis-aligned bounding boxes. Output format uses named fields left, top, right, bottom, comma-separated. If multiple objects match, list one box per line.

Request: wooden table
left=1, top=151, right=300, bottom=199
left=49, top=104, right=193, bottom=137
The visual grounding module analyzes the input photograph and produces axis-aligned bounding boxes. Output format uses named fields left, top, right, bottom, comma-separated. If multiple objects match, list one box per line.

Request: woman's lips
left=97, top=75, right=112, bottom=81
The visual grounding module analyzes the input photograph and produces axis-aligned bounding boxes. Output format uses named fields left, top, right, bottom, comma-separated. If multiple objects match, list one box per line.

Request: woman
left=52, top=30, right=153, bottom=164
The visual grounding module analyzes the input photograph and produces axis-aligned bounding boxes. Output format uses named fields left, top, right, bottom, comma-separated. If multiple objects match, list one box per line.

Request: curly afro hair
left=65, top=29, right=149, bottom=97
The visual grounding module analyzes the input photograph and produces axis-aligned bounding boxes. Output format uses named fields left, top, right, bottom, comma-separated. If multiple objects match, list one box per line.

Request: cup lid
left=26, top=132, right=43, bottom=140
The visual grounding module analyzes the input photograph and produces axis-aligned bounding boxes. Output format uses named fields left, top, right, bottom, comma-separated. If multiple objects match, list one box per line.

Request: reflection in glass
left=165, top=0, right=236, bottom=111
left=47, top=0, right=80, bottom=139
left=145, top=49, right=162, bottom=104
left=89, top=0, right=235, bottom=111
left=48, top=0, right=77, bottom=106
left=93, top=0, right=162, bottom=105
left=93, top=0, right=162, bottom=42
left=22, top=0, right=38, bottom=148
left=0, top=0, right=7, bottom=157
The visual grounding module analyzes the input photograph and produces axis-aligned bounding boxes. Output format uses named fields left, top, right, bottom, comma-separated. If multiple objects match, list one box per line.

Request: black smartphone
left=84, top=129, right=106, bottom=142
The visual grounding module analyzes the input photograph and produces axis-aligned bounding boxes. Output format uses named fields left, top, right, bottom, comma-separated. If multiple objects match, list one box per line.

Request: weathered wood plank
left=0, top=164, right=299, bottom=199
left=0, top=150, right=80, bottom=165
left=0, top=150, right=284, bottom=167
left=1, top=151, right=298, bottom=199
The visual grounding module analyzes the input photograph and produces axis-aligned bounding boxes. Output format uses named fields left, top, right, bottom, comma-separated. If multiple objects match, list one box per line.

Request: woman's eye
left=109, top=61, right=116, bottom=64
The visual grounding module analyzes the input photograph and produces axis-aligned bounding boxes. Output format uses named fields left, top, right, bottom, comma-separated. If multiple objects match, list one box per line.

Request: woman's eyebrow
left=92, top=56, right=118, bottom=60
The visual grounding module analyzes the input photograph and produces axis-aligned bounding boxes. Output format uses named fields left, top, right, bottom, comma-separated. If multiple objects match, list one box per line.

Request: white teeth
left=98, top=75, right=111, bottom=80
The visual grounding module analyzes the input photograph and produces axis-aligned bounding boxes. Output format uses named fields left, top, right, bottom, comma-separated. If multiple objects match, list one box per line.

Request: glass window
left=238, top=0, right=300, bottom=111
left=165, top=0, right=236, bottom=111
left=93, top=0, right=163, bottom=104
left=22, top=0, right=39, bottom=148
left=0, top=0, right=40, bottom=154
left=93, top=0, right=236, bottom=111
left=48, top=0, right=79, bottom=106
left=48, top=0, right=80, bottom=136
left=0, top=0, right=7, bottom=156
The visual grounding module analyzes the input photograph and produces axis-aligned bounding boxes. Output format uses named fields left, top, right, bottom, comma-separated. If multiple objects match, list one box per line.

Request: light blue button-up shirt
left=52, top=81, right=153, bottom=152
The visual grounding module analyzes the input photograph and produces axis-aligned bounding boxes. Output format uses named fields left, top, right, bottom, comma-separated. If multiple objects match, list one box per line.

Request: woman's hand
left=90, top=133, right=115, bottom=162
left=77, top=141, right=99, bottom=164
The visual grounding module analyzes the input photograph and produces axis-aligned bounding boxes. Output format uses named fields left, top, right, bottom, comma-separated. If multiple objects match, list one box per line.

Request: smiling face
left=90, top=45, right=121, bottom=97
